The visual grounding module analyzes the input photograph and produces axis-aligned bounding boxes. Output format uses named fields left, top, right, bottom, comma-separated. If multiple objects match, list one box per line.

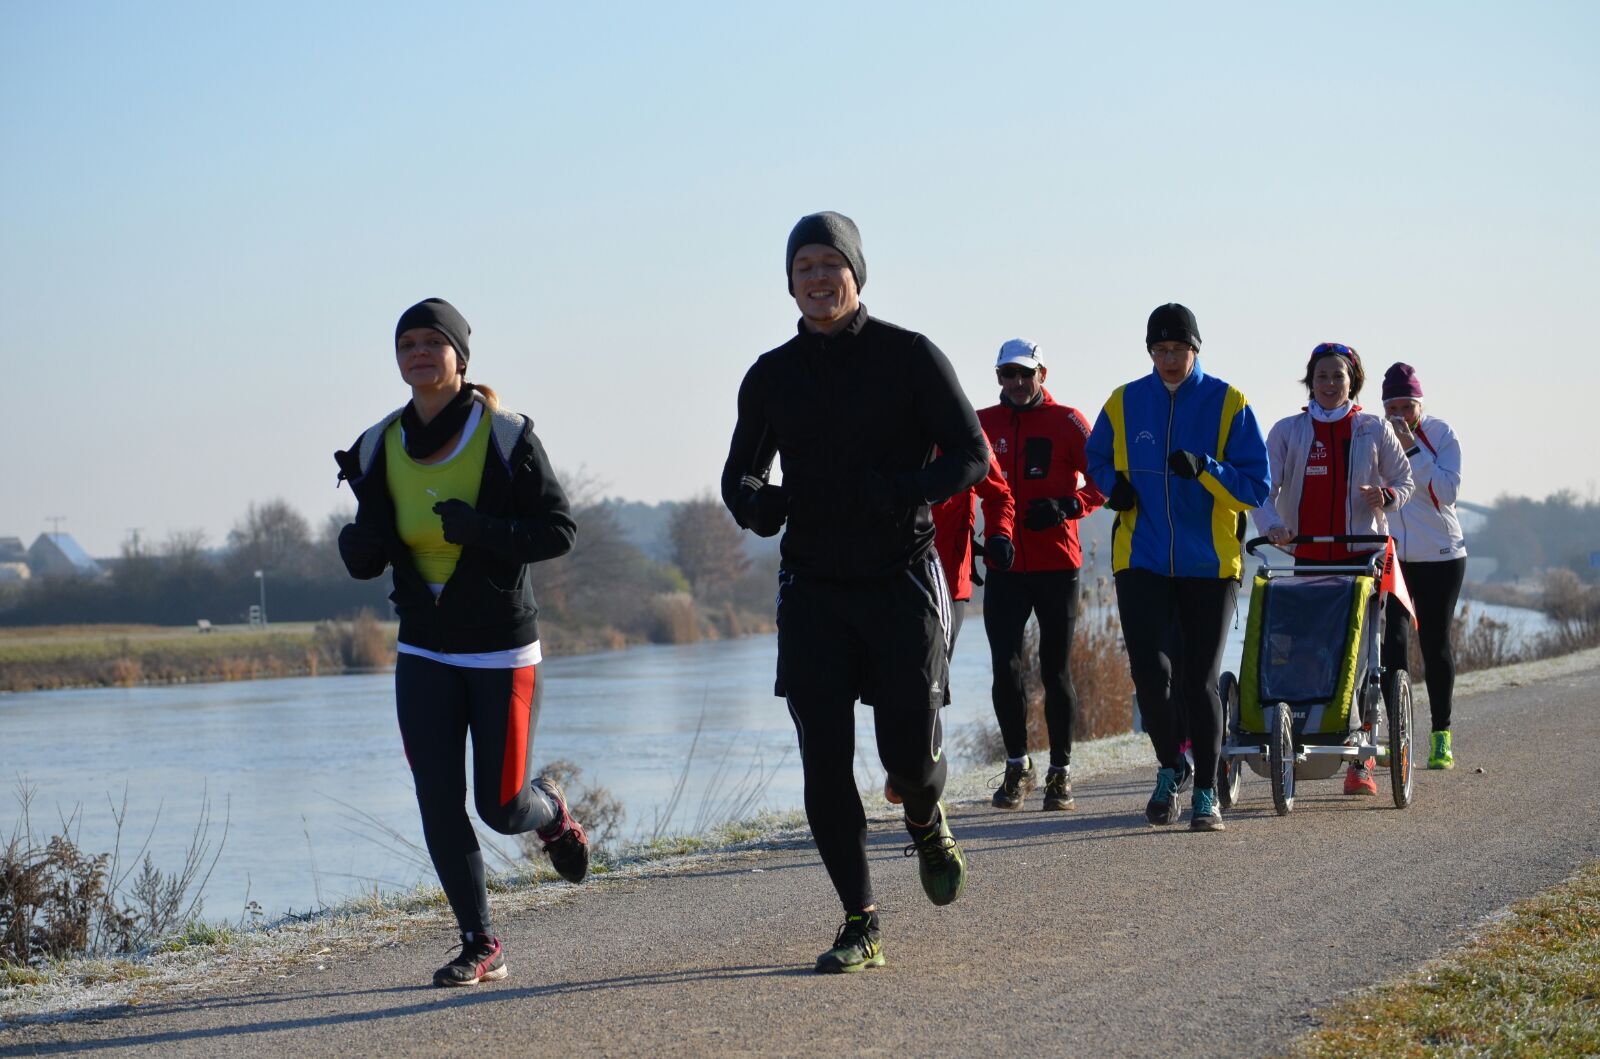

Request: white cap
left=996, top=338, right=1042, bottom=371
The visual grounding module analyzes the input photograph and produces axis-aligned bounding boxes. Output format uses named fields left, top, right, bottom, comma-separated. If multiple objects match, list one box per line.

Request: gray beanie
left=785, top=211, right=866, bottom=294
left=396, top=298, right=471, bottom=367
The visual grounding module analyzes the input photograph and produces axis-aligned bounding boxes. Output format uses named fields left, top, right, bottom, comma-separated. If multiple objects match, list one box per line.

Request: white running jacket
left=1388, top=414, right=1467, bottom=562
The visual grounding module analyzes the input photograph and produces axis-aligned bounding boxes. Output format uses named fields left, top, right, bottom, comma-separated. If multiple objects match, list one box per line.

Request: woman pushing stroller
left=1252, top=341, right=1413, bottom=795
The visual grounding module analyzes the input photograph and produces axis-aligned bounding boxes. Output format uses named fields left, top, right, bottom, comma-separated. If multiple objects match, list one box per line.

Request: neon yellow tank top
left=385, top=411, right=491, bottom=585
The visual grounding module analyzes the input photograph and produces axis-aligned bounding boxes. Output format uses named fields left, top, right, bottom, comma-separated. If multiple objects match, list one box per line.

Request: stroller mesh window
left=1257, top=576, right=1358, bottom=704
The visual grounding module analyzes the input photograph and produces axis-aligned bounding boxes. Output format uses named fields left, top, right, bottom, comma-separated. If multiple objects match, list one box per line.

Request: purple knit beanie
left=1382, top=362, right=1424, bottom=401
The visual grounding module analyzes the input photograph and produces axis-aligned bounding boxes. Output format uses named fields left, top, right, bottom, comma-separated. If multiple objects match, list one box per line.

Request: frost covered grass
left=1289, top=860, right=1600, bottom=1058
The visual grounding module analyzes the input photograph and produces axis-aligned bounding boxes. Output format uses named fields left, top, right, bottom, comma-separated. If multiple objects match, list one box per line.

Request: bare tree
left=669, top=494, right=750, bottom=602
left=227, top=499, right=313, bottom=576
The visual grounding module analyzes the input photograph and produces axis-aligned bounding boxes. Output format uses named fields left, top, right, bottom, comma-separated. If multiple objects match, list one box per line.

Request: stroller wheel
left=1218, top=672, right=1242, bottom=809
left=1268, top=704, right=1295, bottom=816
left=1384, top=669, right=1415, bottom=808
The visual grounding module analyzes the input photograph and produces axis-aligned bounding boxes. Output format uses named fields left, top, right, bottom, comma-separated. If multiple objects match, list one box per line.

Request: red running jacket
left=978, top=389, right=1105, bottom=572
left=931, top=445, right=1015, bottom=601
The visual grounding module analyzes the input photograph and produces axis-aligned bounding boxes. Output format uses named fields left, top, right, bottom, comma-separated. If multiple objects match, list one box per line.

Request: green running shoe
left=815, top=912, right=884, bottom=974
left=1428, top=730, right=1455, bottom=770
left=904, top=802, right=967, bottom=906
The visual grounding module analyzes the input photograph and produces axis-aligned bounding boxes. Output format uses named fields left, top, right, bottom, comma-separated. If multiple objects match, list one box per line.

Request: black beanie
left=1146, top=303, right=1201, bottom=350
left=395, top=298, right=471, bottom=368
left=786, top=211, right=866, bottom=294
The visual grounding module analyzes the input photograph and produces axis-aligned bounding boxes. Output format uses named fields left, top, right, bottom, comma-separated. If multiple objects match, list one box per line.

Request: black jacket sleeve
left=477, top=425, right=577, bottom=563
left=903, top=336, right=988, bottom=505
left=720, top=361, right=779, bottom=527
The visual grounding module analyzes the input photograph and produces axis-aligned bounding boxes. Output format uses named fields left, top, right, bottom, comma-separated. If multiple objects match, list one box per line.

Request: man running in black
left=721, top=211, right=989, bottom=974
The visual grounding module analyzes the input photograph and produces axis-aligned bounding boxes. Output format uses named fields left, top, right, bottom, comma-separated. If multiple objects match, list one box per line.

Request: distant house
left=28, top=533, right=104, bottom=578
left=0, top=537, right=25, bottom=563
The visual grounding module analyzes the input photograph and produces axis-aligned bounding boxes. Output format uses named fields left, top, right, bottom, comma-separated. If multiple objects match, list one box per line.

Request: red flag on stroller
left=1379, top=538, right=1417, bottom=629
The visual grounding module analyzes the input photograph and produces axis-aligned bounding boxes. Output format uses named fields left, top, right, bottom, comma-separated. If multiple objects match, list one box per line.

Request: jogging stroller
left=1217, top=534, right=1415, bottom=815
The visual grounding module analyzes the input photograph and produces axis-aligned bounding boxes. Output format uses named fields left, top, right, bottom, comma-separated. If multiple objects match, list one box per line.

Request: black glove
left=1107, top=472, right=1137, bottom=512
left=337, top=522, right=387, bottom=577
left=1022, top=496, right=1082, bottom=530
left=738, top=482, right=789, bottom=538
left=433, top=499, right=489, bottom=546
left=984, top=535, right=1014, bottom=571
left=1168, top=450, right=1206, bottom=480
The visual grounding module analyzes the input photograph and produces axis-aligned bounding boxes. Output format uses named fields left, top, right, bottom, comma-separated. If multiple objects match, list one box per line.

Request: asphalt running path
left=4, top=662, right=1598, bottom=1057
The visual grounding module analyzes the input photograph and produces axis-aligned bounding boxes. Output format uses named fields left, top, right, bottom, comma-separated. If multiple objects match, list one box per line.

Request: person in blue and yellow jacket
left=1085, top=303, right=1270, bottom=833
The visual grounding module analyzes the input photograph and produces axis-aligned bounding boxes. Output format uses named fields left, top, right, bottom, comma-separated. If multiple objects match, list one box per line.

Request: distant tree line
left=0, top=477, right=779, bottom=644
left=1473, top=490, right=1600, bottom=583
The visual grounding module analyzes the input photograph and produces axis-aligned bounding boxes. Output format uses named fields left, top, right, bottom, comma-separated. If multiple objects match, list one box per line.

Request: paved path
left=5, top=662, right=1598, bottom=1057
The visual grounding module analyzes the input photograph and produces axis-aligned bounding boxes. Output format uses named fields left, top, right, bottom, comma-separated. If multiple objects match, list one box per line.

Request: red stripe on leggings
left=499, top=665, right=536, bottom=805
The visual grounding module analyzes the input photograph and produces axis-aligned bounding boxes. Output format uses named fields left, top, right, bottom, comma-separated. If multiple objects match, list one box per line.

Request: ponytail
left=465, top=381, right=500, bottom=412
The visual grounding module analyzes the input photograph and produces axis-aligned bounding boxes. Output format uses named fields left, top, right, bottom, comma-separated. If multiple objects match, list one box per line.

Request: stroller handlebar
left=1245, top=534, right=1391, bottom=558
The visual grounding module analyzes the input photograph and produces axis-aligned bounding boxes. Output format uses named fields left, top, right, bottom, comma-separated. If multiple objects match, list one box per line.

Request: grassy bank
left=1290, top=860, right=1600, bottom=1057
left=0, top=618, right=396, bottom=692
left=0, top=608, right=775, bottom=693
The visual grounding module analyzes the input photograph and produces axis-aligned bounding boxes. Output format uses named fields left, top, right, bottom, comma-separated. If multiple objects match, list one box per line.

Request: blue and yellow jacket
left=1085, top=363, right=1270, bottom=579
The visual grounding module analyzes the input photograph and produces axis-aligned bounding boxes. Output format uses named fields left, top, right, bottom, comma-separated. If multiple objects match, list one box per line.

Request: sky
left=3, top=1, right=1595, bottom=558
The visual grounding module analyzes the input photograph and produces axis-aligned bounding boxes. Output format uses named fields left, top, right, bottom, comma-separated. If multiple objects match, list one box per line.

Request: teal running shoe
left=1189, top=786, right=1224, bottom=832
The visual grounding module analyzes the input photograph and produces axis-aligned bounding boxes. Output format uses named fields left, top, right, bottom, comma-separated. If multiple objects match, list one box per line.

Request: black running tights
left=395, top=654, right=559, bottom=936
left=1114, top=569, right=1238, bottom=789
left=982, top=568, right=1081, bottom=767
left=785, top=696, right=947, bottom=913
left=1381, top=557, right=1466, bottom=731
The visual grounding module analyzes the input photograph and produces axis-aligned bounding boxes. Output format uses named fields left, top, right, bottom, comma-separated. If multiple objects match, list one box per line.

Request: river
left=0, top=598, right=1551, bottom=921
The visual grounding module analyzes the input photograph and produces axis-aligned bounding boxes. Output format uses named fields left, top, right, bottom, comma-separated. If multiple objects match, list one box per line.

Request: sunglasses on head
left=1313, top=342, right=1361, bottom=366
left=998, top=365, right=1036, bottom=380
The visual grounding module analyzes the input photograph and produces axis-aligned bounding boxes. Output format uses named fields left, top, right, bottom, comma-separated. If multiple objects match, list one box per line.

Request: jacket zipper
left=1010, top=410, right=1023, bottom=572
left=1165, top=389, right=1176, bottom=576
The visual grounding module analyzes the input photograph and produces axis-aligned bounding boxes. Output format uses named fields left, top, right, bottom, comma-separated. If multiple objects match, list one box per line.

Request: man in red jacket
left=931, top=444, right=1017, bottom=648
left=977, top=339, right=1105, bottom=811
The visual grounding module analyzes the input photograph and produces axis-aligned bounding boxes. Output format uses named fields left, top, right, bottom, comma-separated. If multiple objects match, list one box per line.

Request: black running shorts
left=775, top=550, right=952, bottom=710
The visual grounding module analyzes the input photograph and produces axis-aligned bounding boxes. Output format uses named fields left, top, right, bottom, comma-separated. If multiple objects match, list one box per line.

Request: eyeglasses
left=1148, top=345, right=1192, bottom=360
left=1313, top=342, right=1361, bottom=366
left=997, top=365, right=1036, bottom=380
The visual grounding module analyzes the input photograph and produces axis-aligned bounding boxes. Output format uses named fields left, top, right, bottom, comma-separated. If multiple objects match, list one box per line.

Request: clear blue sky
left=3, top=1, right=1594, bottom=556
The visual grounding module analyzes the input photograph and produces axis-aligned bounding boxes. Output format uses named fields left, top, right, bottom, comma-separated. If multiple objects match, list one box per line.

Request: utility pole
left=254, top=569, right=268, bottom=626
left=45, top=516, right=66, bottom=536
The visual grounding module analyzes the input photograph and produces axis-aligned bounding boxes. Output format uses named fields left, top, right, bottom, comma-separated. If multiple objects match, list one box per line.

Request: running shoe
left=904, top=802, right=967, bottom=906
left=990, top=757, right=1036, bottom=810
left=1145, top=766, right=1184, bottom=825
left=1428, top=730, right=1455, bottom=770
left=1343, top=758, right=1378, bottom=796
left=533, top=777, right=590, bottom=883
left=1189, top=786, right=1224, bottom=832
left=433, top=933, right=506, bottom=987
left=1042, top=766, right=1075, bottom=811
left=815, top=912, right=884, bottom=974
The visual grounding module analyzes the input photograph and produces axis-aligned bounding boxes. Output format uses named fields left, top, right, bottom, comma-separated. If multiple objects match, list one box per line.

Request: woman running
left=335, top=297, right=586, bottom=987
left=1253, top=342, right=1413, bottom=795
left=1378, top=362, right=1466, bottom=769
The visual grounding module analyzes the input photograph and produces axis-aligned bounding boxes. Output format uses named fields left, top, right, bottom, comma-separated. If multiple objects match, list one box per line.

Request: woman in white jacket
left=1378, top=362, right=1466, bottom=770
left=1253, top=342, right=1413, bottom=795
